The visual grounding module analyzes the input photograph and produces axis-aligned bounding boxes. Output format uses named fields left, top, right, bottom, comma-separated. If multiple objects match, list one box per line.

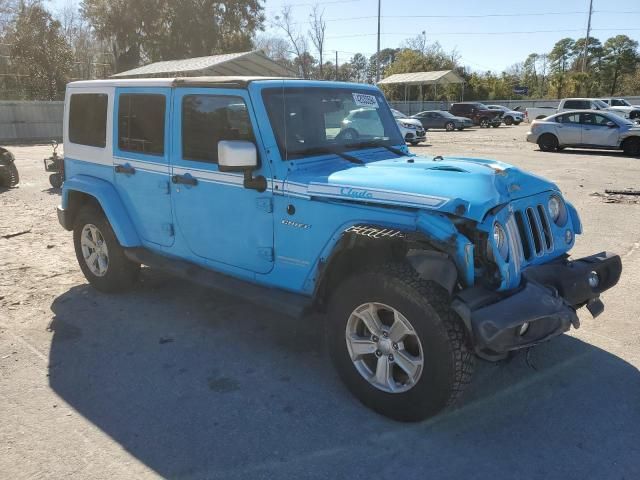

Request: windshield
left=262, top=87, right=403, bottom=160
left=391, top=109, right=407, bottom=119
left=593, top=99, right=609, bottom=109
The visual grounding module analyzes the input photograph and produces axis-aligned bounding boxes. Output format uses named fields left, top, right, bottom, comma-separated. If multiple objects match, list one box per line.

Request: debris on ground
left=590, top=190, right=640, bottom=205
left=1, top=229, right=31, bottom=239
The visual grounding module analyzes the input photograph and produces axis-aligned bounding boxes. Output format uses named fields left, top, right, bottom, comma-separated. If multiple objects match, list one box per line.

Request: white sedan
left=526, top=110, right=640, bottom=156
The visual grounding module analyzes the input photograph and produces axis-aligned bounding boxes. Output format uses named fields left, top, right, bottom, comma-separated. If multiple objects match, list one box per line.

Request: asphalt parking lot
left=1, top=125, right=639, bottom=479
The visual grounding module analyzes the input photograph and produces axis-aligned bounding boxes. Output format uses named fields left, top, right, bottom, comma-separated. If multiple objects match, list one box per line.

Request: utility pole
left=581, top=0, right=593, bottom=72
left=376, top=0, right=381, bottom=82
left=335, top=51, right=339, bottom=80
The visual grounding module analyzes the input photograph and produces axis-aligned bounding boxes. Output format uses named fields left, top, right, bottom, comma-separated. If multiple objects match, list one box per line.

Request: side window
left=557, top=113, right=580, bottom=124
left=68, top=93, right=108, bottom=148
left=118, top=94, right=165, bottom=155
left=564, top=100, right=589, bottom=110
left=580, top=113, right=608, bottom=125
left=182, top=95, right=255, bottom=164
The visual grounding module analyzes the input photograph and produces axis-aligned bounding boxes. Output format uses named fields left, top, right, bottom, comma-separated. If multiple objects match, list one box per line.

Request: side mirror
left=606, top=121, right=617, bottom=128
left=218, top=140, right=266, bottom=192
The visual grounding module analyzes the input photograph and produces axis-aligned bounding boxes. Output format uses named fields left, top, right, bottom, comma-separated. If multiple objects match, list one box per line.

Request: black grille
left=514, top=205, right=553, bottom=260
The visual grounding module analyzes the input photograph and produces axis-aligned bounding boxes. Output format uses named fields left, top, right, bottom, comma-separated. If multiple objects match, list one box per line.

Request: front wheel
left=504, top=116, right=514, bottom=126
left=73, top=206, right=140, bottom=293
left=445, top=121, right=455, bottom=131
left=327, top=262, right=474, bottom=421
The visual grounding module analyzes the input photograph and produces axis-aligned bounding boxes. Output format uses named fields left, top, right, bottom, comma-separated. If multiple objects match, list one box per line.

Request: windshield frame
left=261, top=86, right=404, bottom=161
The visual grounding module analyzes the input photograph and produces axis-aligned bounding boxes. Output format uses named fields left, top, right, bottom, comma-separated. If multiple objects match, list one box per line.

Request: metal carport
left=377, top=70, right=466, bottom=103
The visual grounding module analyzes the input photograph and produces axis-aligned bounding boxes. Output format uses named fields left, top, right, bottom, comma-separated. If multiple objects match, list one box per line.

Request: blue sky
left=262, top=0, right=640, bottom=71
left=50, top=0, right=640, bottom=72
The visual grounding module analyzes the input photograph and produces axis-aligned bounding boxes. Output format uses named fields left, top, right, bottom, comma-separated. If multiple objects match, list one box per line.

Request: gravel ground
left=1, top=125, right=640, bottom=479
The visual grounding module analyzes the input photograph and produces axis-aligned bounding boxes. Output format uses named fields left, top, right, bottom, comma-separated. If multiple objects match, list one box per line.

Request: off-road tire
left=622, top=137, right=640, bottom=157
left=327, top=262, right=474, bottom=422
left=49, top=173, right=63, bottom=189
left=445, top=121, right=455, bottom=131
left=538, top=133, right=559, bottom=152
left=504, top=116, right=514, bottom=126
left=0, top=149, right=19, bottom=188
left=73, top=206, right=140, bottom=293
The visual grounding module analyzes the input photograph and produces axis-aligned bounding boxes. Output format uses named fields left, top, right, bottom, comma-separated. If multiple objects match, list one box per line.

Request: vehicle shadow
left=48, top=270, right=640, bottom=479
left=539, top=148, right=630, bottom=158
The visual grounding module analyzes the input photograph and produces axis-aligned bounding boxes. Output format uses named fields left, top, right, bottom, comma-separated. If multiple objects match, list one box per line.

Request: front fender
left=61, top=175, right=140, bottom=247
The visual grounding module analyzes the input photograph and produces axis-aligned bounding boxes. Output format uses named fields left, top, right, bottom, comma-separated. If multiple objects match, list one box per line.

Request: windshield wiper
left=299, top=146, right=364, bottom=164
left=344, top=140, right=407, bottom=157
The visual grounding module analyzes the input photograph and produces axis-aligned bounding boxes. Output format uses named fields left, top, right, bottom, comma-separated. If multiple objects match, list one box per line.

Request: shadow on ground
left=49, top=269, right=640, bottom=479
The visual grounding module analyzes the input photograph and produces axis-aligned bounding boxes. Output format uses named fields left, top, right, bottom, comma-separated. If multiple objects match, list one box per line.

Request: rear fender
left=61, top=175, right=140, bottom=247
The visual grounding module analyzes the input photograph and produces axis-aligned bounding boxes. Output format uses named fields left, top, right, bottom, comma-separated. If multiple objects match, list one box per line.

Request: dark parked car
left=449, top=102, right=502, bottom=128
left=411, top=110, right=473, bottom=131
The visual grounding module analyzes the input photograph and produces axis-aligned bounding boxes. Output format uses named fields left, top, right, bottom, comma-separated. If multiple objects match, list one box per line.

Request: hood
left=285, top=153, right=558, bottom=222
left=397, top=118, right=423, bottom=128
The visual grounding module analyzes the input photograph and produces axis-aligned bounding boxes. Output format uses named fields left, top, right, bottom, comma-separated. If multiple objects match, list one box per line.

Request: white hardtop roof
left=377, top=70, right=464, bottom=86
left=67, top=76, right=289, bottom=89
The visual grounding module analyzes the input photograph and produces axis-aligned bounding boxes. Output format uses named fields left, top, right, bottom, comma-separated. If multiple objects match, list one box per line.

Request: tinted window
left=182, top=95, right=255, bottom=163
left=556, top=113, right=580, bottom=124
left=68, top=93, right=108, bottom=148
left=581, top=113, right=611, bottom=126
left=564, top=100, right=589, bottom=109
left=118, top=94, right=165, bottom=155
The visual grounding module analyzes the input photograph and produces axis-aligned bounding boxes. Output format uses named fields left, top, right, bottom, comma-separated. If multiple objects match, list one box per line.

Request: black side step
left=124, top=248, right=312, bottom=318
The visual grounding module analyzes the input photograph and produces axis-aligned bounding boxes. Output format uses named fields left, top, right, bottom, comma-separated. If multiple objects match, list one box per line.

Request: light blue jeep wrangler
left=57, top=77, right=621, bottom=421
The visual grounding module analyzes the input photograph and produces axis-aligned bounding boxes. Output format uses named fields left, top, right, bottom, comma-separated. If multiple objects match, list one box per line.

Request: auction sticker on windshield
left=352, top=93, right=379, bottom=108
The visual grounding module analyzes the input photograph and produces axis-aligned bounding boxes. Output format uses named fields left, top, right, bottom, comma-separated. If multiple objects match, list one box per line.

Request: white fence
left=389, top=97, right=640, bottom=116
left=0, top=100, right=63, bottom=144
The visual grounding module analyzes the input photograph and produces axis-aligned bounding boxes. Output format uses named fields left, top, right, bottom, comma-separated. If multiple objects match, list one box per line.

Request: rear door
left=113, top=88, right=174, bottom=247
left=554, top=113, right=582, bottom=144
left=580, top=113, right=619, bottom=147
left=169, top=88, right=274, bottom=274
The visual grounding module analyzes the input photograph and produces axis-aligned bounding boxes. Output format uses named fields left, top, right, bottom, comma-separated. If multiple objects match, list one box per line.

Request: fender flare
left=406, top=249, right=458, bottom=295
left=61, top=175, right=141, bottom=247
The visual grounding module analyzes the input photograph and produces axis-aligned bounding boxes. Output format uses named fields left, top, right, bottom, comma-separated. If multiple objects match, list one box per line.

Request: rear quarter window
left=68, top=93, right=108, bottom=148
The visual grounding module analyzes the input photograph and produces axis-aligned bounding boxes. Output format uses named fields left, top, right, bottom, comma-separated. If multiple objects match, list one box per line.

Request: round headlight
left=492, top=222, right=509, bottom=260
left=548, top=195, right=567, bottom=225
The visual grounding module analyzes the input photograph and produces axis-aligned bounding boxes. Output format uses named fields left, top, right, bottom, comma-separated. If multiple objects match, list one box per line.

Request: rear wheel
left=0, top=149, right=19, bottom=188
left=73, top=206, right=140, bottom=293
left=479, top=118, right=489, bottom=128
left=538, top=133, right=559, bottom=152
left=445, top=121, right=455, bottom=131
left=504, top=116, right=514, bottom=126
left=622, top=137, right=640, bottom=157
left=327, top=262, right=474, bottom=421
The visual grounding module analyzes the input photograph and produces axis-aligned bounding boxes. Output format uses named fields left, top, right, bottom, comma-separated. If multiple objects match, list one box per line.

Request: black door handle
left=172, top=174, right=198, bottom=186
left=115, top=164, right=135, bottom=175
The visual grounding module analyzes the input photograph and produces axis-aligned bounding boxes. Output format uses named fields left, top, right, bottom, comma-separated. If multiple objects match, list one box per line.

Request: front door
left=113, top=88, right=174, bottom=247
left=580, top=112, right=620, bottom=147
left=554, top=112, right=582, bottom=145
left=170, top=88, right=274, bottom=274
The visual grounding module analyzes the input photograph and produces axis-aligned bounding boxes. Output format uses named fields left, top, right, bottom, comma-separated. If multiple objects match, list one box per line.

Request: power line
left=326, top=27, right=640, bottom=39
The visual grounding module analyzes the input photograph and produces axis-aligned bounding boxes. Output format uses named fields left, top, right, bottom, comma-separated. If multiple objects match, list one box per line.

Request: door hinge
left=158, top=180, right=170, bottom=194
left=162, top=223, right=175, bottom=236
left=256, top=197, right=273, bottom=213
left=257, top=247, right=274, bottom=262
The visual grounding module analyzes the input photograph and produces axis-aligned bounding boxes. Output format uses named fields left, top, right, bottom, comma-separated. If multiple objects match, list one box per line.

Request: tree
left=273, top=5, right=310, bottom=78
left=351, top=53, right=368, bottom=83
left=548, top=38, right=575, bottom=98
left=308, top=4, right=326, bottom=78
left=602, top=35, right=639, bottom=95
left=81, top=0, right=264, bottom=73
left=9, top=3, right=73, bottom=99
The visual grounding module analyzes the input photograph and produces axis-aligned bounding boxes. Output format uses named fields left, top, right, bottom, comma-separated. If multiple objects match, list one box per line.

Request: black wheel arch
left=312, top=225, right=458, bottom=311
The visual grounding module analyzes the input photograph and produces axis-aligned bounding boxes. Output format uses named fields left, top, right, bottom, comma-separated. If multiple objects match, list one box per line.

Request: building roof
left=377, top=70, right=465, bottom=86
left=112, top=50, right=297, bottom=78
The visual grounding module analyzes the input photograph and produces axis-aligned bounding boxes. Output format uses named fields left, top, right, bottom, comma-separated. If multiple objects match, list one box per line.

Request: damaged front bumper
left=452, top=252, right=622, bottom=360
